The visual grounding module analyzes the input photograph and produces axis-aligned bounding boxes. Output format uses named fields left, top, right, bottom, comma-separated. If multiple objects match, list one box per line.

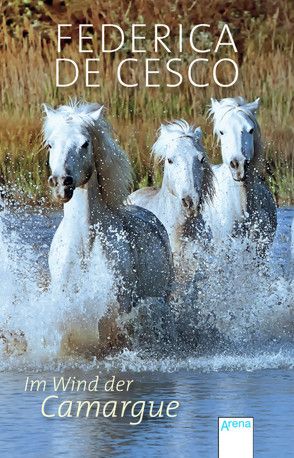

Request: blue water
left=0, top=369, right=293, bottom=457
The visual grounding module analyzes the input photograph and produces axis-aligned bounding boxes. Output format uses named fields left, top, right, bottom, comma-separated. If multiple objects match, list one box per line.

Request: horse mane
left=152, top=120, right=215, bottom=205
left=89, top=107, right=133, bottom=209
left=152, top=120, right=195, bottom=161
left=201, top=155, right=215, bottom=207
left=208, top=97, right=258, bottom=127
left=208, top=97, right=265, bottom=176
left=43, top=101, right=133, bottom=209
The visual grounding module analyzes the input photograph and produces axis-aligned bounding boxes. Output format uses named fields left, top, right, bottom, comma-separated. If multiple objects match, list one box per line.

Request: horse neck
left=157, top=171, right=188, bottom=253
left=63, top=171, right=111, bottom=230
left=214, top=163, right=248, bottom=216
left=221, top=161, right=263, bottom=216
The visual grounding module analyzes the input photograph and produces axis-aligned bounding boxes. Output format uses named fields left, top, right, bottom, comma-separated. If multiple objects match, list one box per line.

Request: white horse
left=128, top=120, right=215, bottom=257
left=203, top=97, right=277, bottom=253
left=43, top=102, right=174, bottom=315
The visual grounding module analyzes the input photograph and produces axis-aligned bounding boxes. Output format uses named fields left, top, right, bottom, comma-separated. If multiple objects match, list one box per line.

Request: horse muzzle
left=48, top=175, right=75, bottom=203
left=181, top=195, right=199, bottom=216
left=229, top=160, right=246, bottom=182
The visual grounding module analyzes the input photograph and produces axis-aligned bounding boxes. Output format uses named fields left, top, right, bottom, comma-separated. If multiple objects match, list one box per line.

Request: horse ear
left=210, top=98, right=220, bottom=112
left=42, top=103, right=55, bottom=117
left=194, top=127, right=203, bottom=143
left=89, top=105, right=104, bottom=122
left=247, top=97, right=260, bottom=114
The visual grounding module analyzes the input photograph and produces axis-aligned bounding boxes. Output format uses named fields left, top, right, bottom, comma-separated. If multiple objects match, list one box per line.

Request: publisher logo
left=218, top=417, right=254, bottom=458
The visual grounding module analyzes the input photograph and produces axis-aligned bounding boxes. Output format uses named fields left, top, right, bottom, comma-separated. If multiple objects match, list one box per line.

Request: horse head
left=210, top=97, right=261, bottom=182
left=43, top=102, right=103, bottom=203
left=153, top=120, right=214, bottom=216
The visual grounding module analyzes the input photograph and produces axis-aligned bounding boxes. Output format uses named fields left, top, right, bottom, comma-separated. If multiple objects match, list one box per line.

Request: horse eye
left=219, top=130, right=224, bottom=135
left=249, top=128, right=254, bottom=134
left=47, top=144, right=52, bottom=149
left=167, top=158, right=173, bottom=164
left=200, top=156, right=205, bottom=164
left=82, top=141, right=89, bottom=148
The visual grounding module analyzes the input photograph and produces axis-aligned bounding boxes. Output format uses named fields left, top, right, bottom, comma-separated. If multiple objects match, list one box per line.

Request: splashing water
left=0, top=207, right=116, bottom=369
left=0, top=206, right=293, bottom=372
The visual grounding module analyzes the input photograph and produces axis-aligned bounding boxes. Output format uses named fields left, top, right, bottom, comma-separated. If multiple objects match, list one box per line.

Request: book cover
left=0, top=1, right=293, bottom=457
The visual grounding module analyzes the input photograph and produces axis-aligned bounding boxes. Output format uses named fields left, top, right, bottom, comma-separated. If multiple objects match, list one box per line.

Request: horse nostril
left=63, top=176, right=73, bottom=186
left=230, top=160, right=239, bottom=169
left=48, top=175, right=57, bottom=187
left=182, top=197, right=193, bottom=209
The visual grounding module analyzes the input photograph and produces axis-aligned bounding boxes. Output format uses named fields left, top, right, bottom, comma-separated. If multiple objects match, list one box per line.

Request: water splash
left=0, top=207, right=293, bottom=372
left=0, top=209, right=116, bottom=367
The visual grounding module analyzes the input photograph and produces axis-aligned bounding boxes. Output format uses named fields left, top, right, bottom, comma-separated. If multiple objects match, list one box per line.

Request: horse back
left=119, top=205, right=174, bottom=299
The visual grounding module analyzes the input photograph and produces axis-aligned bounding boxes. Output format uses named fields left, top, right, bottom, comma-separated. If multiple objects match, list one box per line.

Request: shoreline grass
left=0, top=1, right=293, bottom=205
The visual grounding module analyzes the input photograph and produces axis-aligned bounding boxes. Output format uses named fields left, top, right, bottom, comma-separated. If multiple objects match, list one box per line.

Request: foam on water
left=0, top=207, right=293, bottom=373
left=101, top=348, right=294, bottom=373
